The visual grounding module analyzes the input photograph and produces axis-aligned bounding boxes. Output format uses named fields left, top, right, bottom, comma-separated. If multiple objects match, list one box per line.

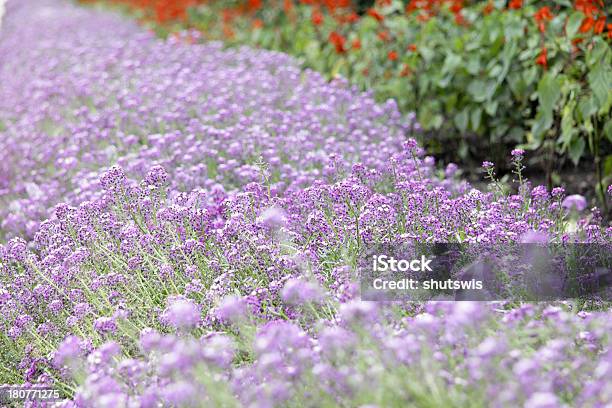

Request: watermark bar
left=359, top=243, right=612, bottom=301
left=0, top=385, right=61, bottom=404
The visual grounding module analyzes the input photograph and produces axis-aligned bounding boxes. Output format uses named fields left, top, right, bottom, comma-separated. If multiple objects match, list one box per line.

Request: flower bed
left=0, top=0, right=611, bottom=406
left=84, top=0, right=612, bottom=210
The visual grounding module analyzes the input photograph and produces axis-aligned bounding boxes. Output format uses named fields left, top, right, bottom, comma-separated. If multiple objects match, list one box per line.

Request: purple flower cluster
left=0, top=0, right=610, bottom=406
left=0, top=0, right=407, bottom=240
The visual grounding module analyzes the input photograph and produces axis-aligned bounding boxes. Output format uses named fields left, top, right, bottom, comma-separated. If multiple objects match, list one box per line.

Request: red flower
left=416, top=13, right=430, bottom=22
left=367, top=8, right=384, bottom=22
left=449, top=1, right=463, bottom=14
left=534, top=7, right=553, bottom=22
left=508, top=0, right=522, bottom=10
left=407, top=43, right=417, bottom=52
left=346, top=13, right=359, bottom=24
left=580, top=17, right=595, bottom=33
left=377, top=31, right=390, bottom=42
left=608, top=23, right=612, bottom=39
left=534, top=6, right=553, bottom=33
left=483, top=2, right=494, bottom=15
left=388, top=51, right=398, bottom=61
left=575, top=0, right=601, bottom=19
left=352, top=38, right=361, bottom=50
left=400, top=64, right=412, bottom=77
left=454, top=12, right=468, bottom=26
left=328, top=31, right=347, bottom=53
left=311, top=10, right=324, bottom=26
left=536, top=47, right=548, bottom=69
left=594, top=16, right=606, bottom=34
left=247, top=0, right=262, bottom=12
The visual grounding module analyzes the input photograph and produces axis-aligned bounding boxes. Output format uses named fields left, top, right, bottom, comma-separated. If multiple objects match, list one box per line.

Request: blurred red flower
left=536, top=47, right=548, bottom=69
left=329, top=31, right=346, bottom=53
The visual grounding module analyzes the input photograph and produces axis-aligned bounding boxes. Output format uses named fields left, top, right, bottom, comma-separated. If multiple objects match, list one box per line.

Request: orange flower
left=594, top=16, right=606, bottom=34
left=328, top=31, right=346, bottom=53
left=483, top=2, right=494, bottom=15
left=367, top=8, right=384, bottom=23
left=407, top=43, right=417, bottom=52
left=352, top=38, right=361, bottom=50
left=388, top=51, right=398, bottom=61
left=580, top=17, right=594, bottom=33
left=311, top=9, right=324, bottom=26
left=252, top=19, right=264, bottom=29
left=508, top=0, right=522, bottom=10
left=536, top=47, right=548, bottom=69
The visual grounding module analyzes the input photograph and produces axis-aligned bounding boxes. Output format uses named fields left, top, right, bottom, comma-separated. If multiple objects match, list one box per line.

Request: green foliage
left=187, top=1, right=610, bottom=172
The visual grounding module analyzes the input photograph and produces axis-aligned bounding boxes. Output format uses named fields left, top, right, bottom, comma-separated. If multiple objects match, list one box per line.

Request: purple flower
left=551, top=187, right=565, bottom=198
left=281, top=278, right=323, bottom=306
left=94, top=317, right=118, bottom=334
left=161, top=296, right=201, bottom=329
left=54, top=335, right=83, bottom=367
left=216, top=296, right=248, bottom=323
left=520, top=230, right=549, bottom=244
left=524, top=392, right=559, bottom=408
left=482, top=161, right=494, bottom=169
left=511, top=148, right=525, bottom=158
left=144, top=165, right=169, bottom=188
left=403, top=138, right=418, bottom=152
left=257, top=207, right=287, bottom=229
left=100, top=165, right=126, bottom=191
left=561, top=194, right=587, bottom=212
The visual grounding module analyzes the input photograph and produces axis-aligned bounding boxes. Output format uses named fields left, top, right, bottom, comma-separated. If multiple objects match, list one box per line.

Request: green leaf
left=569, top=137, right=585, bottom=165
left=560, top=103, right=577, bottom=148
left=470, top=107, right=482, bottom=131
left=454, top=109, right=469, bottom=133
left=466, top=58, right=481, bottom=75
left=604, top=119, right=612, bottom=143
left=468, top=80, right=496, bottom=102
left=442, top=53, right=462, bottom=74
left=566, top=11, right=583, bottom=39
left=538, top=73, right=561, bottom=113
left=532, top=111, right=553, bottom=140
left=467, top=80, right=486, bottom=101
left=604, top=155, right=612, bottom=177
left=579, top=96, right=598, bottom=120
left=485, top=100, right=499, bottom=116
left=586, top=39, right=609, bottom=67
left=588, top=64, right=612, bottom=107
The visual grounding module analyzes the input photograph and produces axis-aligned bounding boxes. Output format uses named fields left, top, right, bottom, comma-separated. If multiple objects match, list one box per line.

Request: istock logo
left=372, top=255, right=433, bottom=272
